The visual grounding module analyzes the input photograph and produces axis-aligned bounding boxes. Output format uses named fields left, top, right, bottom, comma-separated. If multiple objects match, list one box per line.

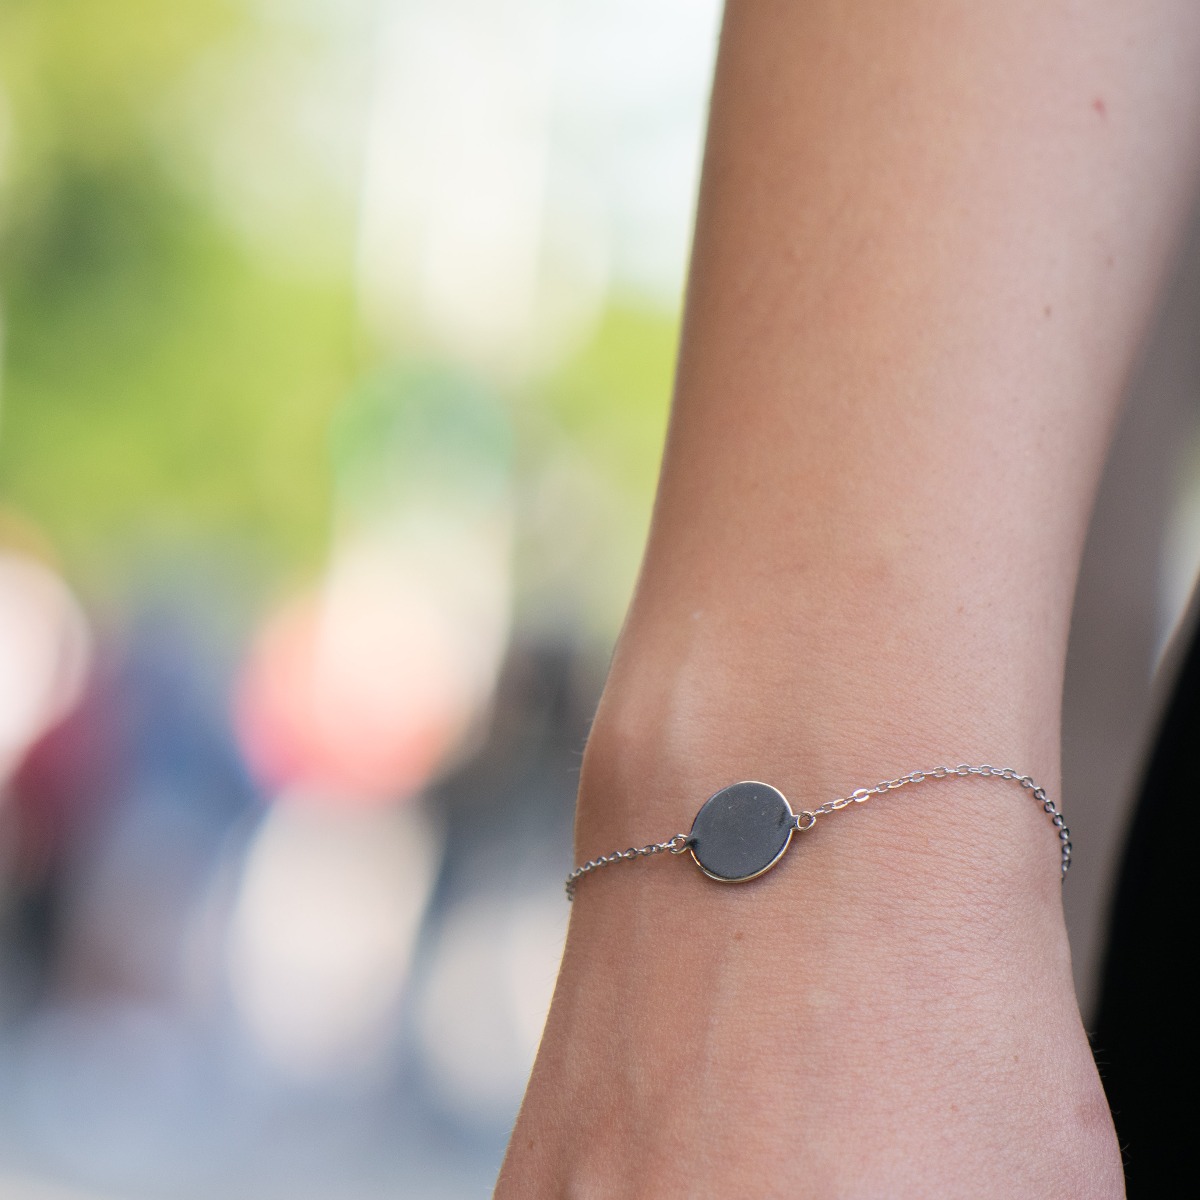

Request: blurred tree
left=519, top=303, right=677, bottom=634
left=0, top=0, right=355, bottom=591
left=0, top=0, right=681, bottom=639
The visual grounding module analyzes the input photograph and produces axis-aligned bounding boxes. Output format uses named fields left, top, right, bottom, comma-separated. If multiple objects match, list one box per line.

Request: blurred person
left=497, top=1, right=1200, bottom=1196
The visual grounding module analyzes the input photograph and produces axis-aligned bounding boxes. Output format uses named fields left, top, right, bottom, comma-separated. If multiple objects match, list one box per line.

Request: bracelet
left=565, top=764, right=1070, bottom=900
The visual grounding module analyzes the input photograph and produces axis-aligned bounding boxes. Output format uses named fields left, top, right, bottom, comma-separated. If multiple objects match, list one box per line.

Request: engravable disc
left=688, top=781, right=794, bottom=882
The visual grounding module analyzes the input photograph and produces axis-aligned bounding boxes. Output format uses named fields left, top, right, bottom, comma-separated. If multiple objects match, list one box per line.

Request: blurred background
left=1, top=2, right=1199, bottom=1198
left=0, top=1, right=722, bottom=1196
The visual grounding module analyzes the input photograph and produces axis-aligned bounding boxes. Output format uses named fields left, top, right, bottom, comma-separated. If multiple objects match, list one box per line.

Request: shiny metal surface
left=687, top=781, right=793, bottom=882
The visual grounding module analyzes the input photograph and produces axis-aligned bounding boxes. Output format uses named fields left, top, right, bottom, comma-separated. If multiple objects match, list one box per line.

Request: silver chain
left=565, top=833, right=692, bottom=901
left=565, top=764, right=1070, bottom=900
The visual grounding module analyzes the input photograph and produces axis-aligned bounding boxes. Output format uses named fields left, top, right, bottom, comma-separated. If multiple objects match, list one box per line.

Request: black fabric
left=1093, top=613, right=1200, bottom=1197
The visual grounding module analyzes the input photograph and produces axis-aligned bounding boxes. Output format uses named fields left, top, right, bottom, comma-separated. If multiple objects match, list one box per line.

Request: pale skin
left=496, top=1, right=1200, bottom=1196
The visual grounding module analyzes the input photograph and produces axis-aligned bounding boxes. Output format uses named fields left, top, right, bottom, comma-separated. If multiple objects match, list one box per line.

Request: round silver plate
left=688, top=780, right=794, bottom=882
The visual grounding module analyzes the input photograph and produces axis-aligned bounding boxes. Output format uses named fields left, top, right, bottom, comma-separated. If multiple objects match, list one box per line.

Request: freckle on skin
left=1092, top=96, right=1107, bottom=118
left=1043, top=305, right=1052, bottom=318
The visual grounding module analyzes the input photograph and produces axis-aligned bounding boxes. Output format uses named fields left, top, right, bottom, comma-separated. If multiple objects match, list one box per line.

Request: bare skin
left=497, top=1, right=1200, bottom=1195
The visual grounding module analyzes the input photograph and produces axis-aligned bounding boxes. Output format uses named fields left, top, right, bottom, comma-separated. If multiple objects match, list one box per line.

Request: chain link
left=803, top=763, right=1071, bottom=878
left=565, top=764, right=1070, bottom=899
left=564, top=833, right=691, bottom=901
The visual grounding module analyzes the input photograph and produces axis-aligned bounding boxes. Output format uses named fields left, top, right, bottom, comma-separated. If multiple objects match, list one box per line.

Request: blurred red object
left=234, top=581, right=473, bottom=804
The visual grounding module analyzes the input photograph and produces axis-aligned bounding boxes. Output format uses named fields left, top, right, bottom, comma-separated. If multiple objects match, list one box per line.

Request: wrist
left=502, top=639, right=1119, bottom=1198
left=577, top=643, right=1068, bottom=917
left=506, top=687, right=1115, bottom=1199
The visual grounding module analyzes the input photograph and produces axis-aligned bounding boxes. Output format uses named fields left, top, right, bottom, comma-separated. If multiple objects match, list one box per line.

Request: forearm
left=586, top=0, right=1200, bottom=860
left=500, top=2, right=1200, bottom=1195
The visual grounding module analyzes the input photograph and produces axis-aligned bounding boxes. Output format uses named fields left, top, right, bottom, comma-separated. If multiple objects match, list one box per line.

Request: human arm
left=497, top=1, right=1200, bottom=1194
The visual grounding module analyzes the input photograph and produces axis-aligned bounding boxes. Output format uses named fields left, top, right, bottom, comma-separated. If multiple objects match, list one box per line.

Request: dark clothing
left=1094, top=611, right=1200, bottom=1197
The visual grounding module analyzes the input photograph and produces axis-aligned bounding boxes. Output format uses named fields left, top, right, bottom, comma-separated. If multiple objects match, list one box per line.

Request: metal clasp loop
left=794, top=810, right=817, bottom=831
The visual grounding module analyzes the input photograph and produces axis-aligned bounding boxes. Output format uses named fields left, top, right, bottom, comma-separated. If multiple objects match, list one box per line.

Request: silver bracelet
left=565, top=764, right=1070, bottom=900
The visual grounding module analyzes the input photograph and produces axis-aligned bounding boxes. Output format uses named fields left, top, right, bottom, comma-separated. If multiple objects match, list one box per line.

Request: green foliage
left=538, top=302, right=677, bottom=502
left=0, top=1, right=353, bottom=590
left=0, top=0, right=681, bottom=630
left=516, top=303, right=678, bottom=633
